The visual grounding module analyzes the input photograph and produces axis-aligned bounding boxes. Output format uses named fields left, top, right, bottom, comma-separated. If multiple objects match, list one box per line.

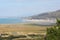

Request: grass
left=0, top=24, right=52, bottom=34
left=0, top=24, right=53, bottom=40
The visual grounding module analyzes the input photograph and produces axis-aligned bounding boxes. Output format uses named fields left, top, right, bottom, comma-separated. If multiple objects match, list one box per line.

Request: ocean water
left=0, top=18, right=56, bottom=25
left=0, top=18, right=22, bottom=24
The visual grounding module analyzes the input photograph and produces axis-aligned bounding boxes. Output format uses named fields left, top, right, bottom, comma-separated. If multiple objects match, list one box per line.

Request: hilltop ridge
left=27, top=10, right=60, bottom=19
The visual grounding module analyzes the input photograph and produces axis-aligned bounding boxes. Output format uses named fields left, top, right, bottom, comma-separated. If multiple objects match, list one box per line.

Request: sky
left=0, top=0, right=60, bottom=18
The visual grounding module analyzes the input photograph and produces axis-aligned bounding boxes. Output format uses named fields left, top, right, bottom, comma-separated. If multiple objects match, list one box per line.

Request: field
left=0, top=24, right=53, bottom=40
left=0, top=24, right=52, bottom=35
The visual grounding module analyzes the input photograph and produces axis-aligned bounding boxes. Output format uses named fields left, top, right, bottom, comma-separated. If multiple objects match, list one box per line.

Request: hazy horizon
left=0, top=0, right=60, bottom=18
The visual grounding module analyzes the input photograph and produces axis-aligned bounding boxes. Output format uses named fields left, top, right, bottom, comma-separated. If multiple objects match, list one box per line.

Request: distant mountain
left=28, top=10, right=60, bottom=19
left=22, top=10, right=60, bottom=26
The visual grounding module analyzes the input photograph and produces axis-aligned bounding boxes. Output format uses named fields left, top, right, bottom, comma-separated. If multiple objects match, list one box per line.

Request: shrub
left=46, top=19, right=60, bottom=40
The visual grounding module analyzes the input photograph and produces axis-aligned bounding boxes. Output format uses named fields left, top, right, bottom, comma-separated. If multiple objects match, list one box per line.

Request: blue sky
left=0, top=0, right=60, bottom=18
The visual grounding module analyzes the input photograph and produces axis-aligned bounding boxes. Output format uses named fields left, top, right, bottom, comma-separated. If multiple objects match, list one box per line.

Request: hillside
left=29, top=10, right=60, bottom=19
left=22, top=10, right=60, bottom=26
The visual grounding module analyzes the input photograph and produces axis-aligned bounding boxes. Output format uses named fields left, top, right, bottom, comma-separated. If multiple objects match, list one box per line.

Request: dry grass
left=0, top=24, right=52, bottom=34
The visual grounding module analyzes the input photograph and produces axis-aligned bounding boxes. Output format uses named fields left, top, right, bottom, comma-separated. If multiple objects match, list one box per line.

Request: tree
left=46, top=19, right=60, bottom=40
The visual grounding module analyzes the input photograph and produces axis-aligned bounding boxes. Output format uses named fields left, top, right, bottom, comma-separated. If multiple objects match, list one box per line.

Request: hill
left=29, top=10, right=60, bottom=19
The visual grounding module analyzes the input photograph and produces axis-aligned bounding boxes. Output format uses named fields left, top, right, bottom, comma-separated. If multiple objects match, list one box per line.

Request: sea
left=0, top=18, right=56, bottom=25
left=0, top=18, right=22, bottom=24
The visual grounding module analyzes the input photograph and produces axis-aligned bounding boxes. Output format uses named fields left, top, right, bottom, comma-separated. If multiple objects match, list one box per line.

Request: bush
left=46, top=19, right=60, bottom=40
